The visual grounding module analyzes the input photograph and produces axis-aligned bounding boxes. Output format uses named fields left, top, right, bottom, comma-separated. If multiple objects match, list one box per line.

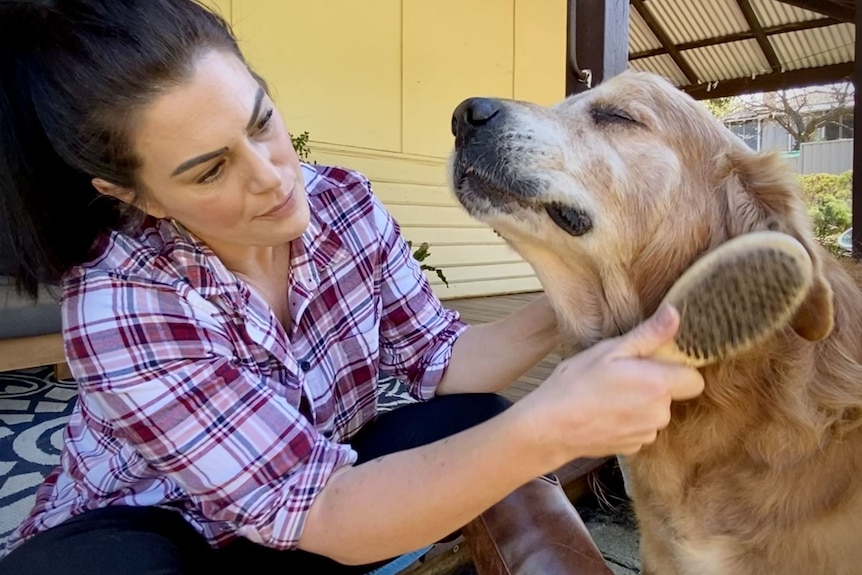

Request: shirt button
left=299, top=360, right=311, bottom=372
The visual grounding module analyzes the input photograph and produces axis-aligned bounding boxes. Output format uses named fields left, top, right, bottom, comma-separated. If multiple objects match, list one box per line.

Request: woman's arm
left=300, top=305, right=704, bottom=564
left=435, top=294, right=560, bottom=395
left=301, top=400, right=537, bottom=564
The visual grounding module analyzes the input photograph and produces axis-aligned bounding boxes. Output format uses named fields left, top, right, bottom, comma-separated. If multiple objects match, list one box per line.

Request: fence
left=782, top=139, right=853, bottom=175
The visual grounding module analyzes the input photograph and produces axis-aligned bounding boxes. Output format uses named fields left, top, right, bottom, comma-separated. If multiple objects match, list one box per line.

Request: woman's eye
left=591, top=108, right=637, bottom=125
left=198, top=160, right=225, bottom=184
left=256, top=109, right=274, bottom=133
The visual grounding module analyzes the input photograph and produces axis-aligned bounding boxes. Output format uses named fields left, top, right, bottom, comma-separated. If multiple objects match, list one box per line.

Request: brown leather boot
left=463, top=474, right=614, bottom=575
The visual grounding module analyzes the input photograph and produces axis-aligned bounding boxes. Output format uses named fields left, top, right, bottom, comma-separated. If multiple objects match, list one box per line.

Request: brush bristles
left=671, top=248, right=808, bottom=362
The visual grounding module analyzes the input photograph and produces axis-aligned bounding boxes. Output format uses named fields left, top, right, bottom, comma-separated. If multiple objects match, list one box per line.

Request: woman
left=0, top=1, right=703, bottom=574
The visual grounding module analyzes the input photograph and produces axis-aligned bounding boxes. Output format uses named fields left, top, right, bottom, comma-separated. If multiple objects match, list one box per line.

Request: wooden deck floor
left=443, top=291, right=562, bottom=403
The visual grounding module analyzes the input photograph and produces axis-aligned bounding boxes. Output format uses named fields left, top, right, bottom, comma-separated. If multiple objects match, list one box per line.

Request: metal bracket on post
left=566, top=0, right=591, bottom=93
left=566, top=0, right=629, bottom=96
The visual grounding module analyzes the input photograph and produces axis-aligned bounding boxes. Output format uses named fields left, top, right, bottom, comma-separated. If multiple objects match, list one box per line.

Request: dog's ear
left=722, top=150, right=834, bottom=341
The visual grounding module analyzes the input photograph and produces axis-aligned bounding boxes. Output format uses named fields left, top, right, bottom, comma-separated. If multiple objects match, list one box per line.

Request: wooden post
left=853, top=2, right=861, bottom=259
left=54, top=362, right=74, bottom=381
left=566, top=0, right=630, bottom=95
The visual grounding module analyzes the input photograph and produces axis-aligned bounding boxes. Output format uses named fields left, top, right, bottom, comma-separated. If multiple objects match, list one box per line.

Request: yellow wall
left=203, top=0, right=566, bottom=299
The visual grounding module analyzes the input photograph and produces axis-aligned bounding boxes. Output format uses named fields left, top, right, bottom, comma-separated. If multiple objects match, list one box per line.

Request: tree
left=702, top=96, right=736, bottom=120
left=729, top=82, right=854, bottom=150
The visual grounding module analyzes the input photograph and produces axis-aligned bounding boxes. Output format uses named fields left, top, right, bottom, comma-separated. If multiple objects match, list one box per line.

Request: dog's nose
left=451, top=97, right=503, bottom=138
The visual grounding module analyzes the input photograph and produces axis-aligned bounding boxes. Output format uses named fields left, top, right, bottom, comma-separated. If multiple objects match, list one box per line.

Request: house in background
left=722, top=83, right=855, bottom=174
left=200, top=0, right=565, bottom=301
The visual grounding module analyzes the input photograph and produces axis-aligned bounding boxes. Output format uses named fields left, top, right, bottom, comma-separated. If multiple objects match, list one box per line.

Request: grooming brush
left=651, top=230, right=814, bottom=367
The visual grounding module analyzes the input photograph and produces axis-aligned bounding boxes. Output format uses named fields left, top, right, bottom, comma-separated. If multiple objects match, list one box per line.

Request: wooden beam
left=630, top=0, right=699, bottom=85
left=630, top=17, right=839, bottom=61
left=0, top=333, right=65, bottom=373
left=567, top=0, right=630, bottom=95
left=775, top=0, right=854, bottom=23
left=736, top=0, right=782, bottom=73
left=853, top=1, right=860, bottom=259
left=685, top=62, right=853, bottom=99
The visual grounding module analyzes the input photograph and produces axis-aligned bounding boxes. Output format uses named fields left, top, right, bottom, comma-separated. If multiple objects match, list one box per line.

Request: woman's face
left=128, top=50, right=309, bottom=253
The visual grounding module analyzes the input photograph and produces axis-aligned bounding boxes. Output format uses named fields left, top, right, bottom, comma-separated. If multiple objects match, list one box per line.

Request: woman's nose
left=247, top=145, right=284, bottom=194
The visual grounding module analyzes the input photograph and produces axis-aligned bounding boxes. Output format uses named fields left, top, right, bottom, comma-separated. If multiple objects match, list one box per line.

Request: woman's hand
left=511, top=304, right=704, bottom=467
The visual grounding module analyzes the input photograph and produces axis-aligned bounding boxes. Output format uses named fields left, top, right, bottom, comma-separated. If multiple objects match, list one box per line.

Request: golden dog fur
left=450, top=71, right=862, bottom=575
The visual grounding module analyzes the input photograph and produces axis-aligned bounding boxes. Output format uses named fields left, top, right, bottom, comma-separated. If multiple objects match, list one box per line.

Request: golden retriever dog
left=449, top=70, right=862, bottom=575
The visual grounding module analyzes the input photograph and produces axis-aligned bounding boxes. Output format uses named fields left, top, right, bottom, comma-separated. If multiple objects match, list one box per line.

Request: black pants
left=0, top=393, right=511, bottom=575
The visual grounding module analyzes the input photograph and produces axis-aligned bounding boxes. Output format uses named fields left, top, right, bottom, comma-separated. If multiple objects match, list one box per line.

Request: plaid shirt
left=9, top=163, right=467, bottom=553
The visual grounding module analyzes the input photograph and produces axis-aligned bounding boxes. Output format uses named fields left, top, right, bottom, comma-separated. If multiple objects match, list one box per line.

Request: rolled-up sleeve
left=64, top=272, right=356, bottom=550
left=372, top=195, right=469, bottom=400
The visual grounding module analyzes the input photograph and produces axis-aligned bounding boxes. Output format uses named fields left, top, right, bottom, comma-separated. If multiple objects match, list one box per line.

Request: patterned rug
left=0, top=368, right=417, bottom=557
left=0, top=367, right=77, bottom=555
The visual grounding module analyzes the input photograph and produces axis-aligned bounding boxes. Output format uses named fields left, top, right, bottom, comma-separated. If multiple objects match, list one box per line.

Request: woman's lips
left=257, top=187, right=296, bottom=218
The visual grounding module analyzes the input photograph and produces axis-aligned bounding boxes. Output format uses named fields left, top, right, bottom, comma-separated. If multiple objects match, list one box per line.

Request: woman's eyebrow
left=245, top=87, right=264, bottom=131
left=170, top=87, right=265, bottom=178
left=171, top=147, right=228, bottom=177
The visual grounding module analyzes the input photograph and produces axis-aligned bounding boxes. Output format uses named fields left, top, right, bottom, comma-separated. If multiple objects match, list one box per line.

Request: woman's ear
left=92, top=177, right=134, bottom=204
left=92, top=177, right=166, bottom=218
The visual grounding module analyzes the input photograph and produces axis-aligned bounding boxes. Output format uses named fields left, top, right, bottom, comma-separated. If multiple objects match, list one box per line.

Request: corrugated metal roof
left=769, top=23, right=856, bottom=71
left=644, top=0, right=749, bottom=44
left=684, top=39, right=772, bottom=83
left=749, top=0, right=824, bottom=27
left=629, top=8, right=662, bottom=53
left=625, top=0, right=855, bottom=96
left=629, top=54, right=690, bottom=85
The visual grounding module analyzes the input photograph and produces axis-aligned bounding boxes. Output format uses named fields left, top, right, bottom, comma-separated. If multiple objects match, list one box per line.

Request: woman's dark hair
left=0, top=0, right=249, bottom=297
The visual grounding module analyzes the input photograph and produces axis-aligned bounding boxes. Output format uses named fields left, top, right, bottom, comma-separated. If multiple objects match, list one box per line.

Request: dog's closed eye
left=591, top=107, right=640, bottom=127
